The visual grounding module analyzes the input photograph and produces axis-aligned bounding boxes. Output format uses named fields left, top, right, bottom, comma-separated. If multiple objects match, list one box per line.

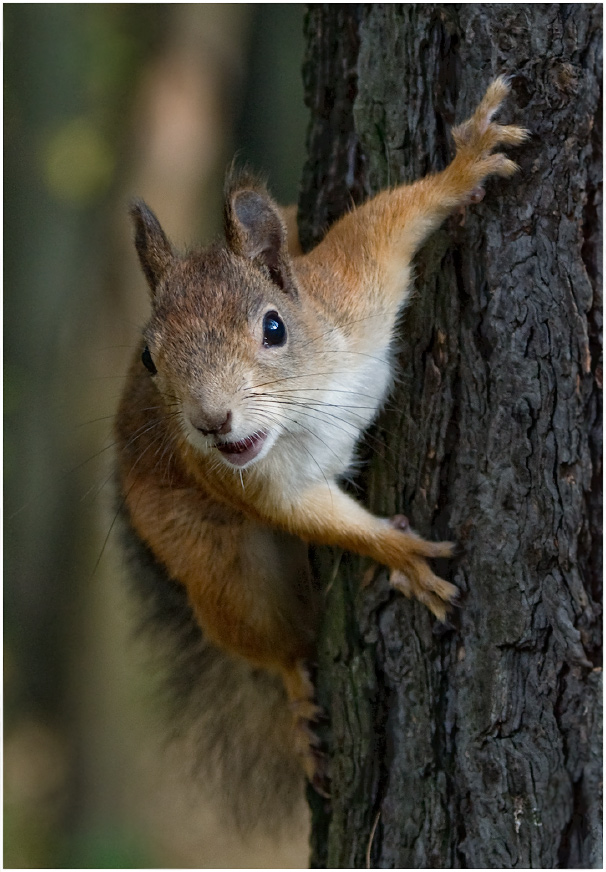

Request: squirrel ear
left=129, top=199, right=175, bottom=296
left=224, top=178, right=293, bottom=292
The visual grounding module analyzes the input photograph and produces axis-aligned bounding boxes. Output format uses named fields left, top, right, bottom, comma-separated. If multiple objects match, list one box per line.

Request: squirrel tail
left=117, top=505, right=306, bottom=833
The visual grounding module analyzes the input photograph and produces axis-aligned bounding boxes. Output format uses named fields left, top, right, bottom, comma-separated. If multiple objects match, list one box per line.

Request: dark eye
left=141, top=345, right=157, bottom=374
left=262, top=311, right=287, bottom=347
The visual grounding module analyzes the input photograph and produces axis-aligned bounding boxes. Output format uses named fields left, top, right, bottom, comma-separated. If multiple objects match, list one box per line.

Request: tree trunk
left=299, top=5, right=602, bottom=868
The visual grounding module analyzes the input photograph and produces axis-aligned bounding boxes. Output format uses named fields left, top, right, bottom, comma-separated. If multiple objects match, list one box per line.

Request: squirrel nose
left=191, top=409, right=232, bottom=437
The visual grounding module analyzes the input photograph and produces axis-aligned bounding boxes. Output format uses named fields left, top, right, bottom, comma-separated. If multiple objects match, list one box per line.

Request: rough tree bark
left=298, top=5, right=602, bottom=868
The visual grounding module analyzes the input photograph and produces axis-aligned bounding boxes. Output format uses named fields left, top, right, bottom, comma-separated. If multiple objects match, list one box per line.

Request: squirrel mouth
left=216, top=431, right=268, bottom=467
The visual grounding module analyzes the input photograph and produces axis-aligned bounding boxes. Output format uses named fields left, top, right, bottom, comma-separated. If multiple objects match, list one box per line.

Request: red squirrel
left=115, top=78, right=527, bottom=819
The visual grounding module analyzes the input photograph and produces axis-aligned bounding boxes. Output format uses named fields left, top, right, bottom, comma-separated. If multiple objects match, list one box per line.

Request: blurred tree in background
left=4, top=5, right=307, bottom=867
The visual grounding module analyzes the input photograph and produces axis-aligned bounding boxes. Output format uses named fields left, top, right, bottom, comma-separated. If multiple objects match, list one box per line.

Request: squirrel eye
left=262, top=311, right=286, bottom=347
left=141, top=345, right=157, bottom=374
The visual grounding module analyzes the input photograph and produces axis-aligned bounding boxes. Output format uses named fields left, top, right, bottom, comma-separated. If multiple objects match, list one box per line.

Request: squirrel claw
left=390, top=566, right=459, bottom=622
left=312, top=776, right=331, bottom=799
left=300, top=722, right=324, bottom=748
left=311, top=707, right=329, bottom=725
left=449, top=587, right=463, bottom=608
left=300, top=741, right=331, bottom=797
left=310, top=751, right=331, bottom=799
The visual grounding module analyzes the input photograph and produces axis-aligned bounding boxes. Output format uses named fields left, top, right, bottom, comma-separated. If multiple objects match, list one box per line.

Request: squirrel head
left=129, top=172, right=323, bottom=469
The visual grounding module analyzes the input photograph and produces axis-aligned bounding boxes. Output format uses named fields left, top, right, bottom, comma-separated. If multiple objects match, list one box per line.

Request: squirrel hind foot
left=281, top=661, right=332, bottom=793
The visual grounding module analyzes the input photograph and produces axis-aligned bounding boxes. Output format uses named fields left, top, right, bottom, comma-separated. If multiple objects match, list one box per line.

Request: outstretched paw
left=452, top=75, right=529, bottom=184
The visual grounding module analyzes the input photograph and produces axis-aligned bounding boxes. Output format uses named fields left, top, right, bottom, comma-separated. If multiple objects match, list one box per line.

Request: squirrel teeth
left=216, top=431, right=268, bottom=467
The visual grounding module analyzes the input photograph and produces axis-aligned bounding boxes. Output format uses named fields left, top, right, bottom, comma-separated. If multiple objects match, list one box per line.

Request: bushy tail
left=117, top=505, right=306, bottom=832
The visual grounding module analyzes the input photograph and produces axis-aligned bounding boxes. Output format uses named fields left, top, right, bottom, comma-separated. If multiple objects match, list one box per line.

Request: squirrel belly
left=114, top=76, right=527, bottom=819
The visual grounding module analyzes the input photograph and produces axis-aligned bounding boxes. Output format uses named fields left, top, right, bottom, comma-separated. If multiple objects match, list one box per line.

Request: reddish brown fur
left=116, top=78, right=527, bottom=787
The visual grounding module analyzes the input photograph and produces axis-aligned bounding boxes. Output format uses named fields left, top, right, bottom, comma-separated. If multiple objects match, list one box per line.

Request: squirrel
left=115, top=78, right=527, bottom=826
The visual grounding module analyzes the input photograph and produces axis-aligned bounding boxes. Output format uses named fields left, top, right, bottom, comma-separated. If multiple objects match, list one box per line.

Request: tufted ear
left=129, top=199, right=175, bottom=297
left=224, top=174, right=294, bottom=292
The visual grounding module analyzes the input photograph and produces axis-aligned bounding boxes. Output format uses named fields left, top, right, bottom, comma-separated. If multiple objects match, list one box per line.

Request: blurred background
left=4, top=5, right=309, bottom=867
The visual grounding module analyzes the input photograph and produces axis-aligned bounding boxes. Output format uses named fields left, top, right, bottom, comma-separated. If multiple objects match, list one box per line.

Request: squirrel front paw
left=389, top=532, right=460, bottom=623
left=389, top=516, right=458, bottom=622
left=389, top=565, right=459, bottom=623
left=363, top=515, right=459, bottom=622
left=452, top=76, right=529, bottom=190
